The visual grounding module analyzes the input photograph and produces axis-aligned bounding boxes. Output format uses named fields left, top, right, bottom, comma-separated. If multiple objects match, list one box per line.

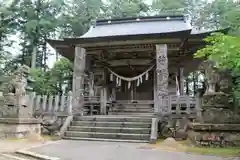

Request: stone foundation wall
left=0, top=118, right=41, bottom=139
left=188, top=123, right=240, bottom=147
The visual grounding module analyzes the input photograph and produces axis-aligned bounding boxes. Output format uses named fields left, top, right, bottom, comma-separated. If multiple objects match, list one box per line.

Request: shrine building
left=47, top=15, right=227, bottom=116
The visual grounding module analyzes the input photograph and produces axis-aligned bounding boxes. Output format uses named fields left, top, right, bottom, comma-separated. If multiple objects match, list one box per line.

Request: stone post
left=67, top=91, right=73, bottom=115
left=195, top=89, right=203, bottom=122
left=100, top=87, right=107, bottom=115
left=153, top=71, right=157, bottom=112
left=72, top=46, right=86, bottom=116
left=155, top=44, right=168, bottom=114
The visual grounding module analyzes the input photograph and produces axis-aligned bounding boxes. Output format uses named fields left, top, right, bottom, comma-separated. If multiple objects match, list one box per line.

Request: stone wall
left=0, top=118, right=41, bottom=139
left=188, top=123, right=240, bottom=147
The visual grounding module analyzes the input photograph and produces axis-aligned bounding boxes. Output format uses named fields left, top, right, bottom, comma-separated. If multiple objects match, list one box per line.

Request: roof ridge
left=96, top=15, right=185, bottom=26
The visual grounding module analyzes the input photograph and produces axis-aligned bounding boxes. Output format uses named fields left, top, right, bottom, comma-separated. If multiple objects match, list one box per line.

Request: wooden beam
left=77, top=38, right=182, bottom=48
left=86, top=43, right=181, bottom=55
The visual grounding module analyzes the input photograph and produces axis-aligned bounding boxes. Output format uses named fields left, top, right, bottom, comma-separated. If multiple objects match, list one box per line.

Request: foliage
left=59, top=0, right=104, bottom=37
left=195, top=33, right=240, bottom=70
left=195, top=32, right=240, bottom=106
left=195, top=0, right=240, bottom=34
left=29, top=58, right=73, bottom=95
left=104, top=0, right=149, bottom=18
left=14, top=0, right=65, bottom=68
left=0, top=0, right=19, bottom=68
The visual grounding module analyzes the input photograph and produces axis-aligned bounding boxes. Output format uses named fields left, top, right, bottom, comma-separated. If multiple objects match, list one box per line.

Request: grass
left=185, top=147, right=240, bottom=157
left=42, top=135, right=61, bottom=141
left=150, top=139, right=240, bottom=157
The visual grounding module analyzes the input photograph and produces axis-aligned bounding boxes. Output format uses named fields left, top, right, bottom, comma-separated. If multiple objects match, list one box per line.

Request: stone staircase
left=108, top=103, right=154, bottom=116
left=63, top=116, right=152, bottom=143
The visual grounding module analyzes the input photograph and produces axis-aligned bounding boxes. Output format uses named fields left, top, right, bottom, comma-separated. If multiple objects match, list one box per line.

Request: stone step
left=62, top=137, right=149, bottom=143
left=65, top=131, right=150, bottom=140
left=2, top=153, right=40, bottom=160
left=68, top=126, right=151, bottom=134
left=0, top=154, right=23, bottom=160
left=73, top=116, right=152, bottom=123
left=112, top=106, right=153, bottom=109
left=108, top=112, right=154, bottom=116
left=111, top=108, right=153, bottom=112
left=71, top=121, right=151, bottom=128
left=112, top=104, right=152, bottom=107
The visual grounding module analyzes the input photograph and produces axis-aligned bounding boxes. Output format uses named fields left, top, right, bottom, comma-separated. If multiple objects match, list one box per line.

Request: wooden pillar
left=100, top=69, right=108, bottom=114
left=111, top=87, right=116, bottom=101
left=155, top=44, right=168, bottom=114
left=177, top=67, right=184, bottom=95
left=72, top=46, right=86, bottom=116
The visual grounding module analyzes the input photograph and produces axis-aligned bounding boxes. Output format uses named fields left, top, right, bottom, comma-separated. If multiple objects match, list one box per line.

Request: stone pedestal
left=201, top=92, right=240, bottom=123
left=0, top=95, right=41, bottom=139
left=0, top=118, right=41, bottom=139
left=188, top=92, right=240, bottom=146
left=2, top=94, right=33, bottom=118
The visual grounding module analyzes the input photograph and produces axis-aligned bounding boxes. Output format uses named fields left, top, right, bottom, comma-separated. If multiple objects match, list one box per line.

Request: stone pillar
left=100, top=87, right=107, bottom=114
left=72, top=46, right=86, bottom=116
left=153, top=71, right=157, bottom=112
left=155, top=44, right=168, bottom=114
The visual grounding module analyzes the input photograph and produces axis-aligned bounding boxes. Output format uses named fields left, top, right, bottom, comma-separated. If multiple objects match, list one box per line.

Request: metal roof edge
left=63, top=29, right=192, bottom=45
left=191, top=27, right=230, bottom=35
left=96, top=15, right=185, bottom=26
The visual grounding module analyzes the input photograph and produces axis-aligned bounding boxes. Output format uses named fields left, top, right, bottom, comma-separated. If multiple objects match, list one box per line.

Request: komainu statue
left=5, top=65, right=30, bottom=107
left=0, top=65, right=32, bottom=117
left=199, top=60, right=219, bottom=94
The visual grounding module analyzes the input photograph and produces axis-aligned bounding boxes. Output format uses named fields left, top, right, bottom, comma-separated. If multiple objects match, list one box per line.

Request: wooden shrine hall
left=47, top=15, right=226, bottom=116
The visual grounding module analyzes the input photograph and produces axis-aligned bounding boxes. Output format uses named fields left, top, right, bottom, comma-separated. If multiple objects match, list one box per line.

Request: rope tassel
left=145, top=72, right=149, bottom=80
left=140, top=76, right=143, bottom=83
left=128, top=82, right=131, bottom=89
left=107, top=64, right=155, bottom=88
left=116, top=77, right=119, bottom=86
left=110, top=73, right=113, bottom=81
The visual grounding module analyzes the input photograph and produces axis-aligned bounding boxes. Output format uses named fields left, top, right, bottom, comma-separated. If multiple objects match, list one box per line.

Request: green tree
left=104, top=0, right=149, bottom=18
left=0, top=0, right=19, bottom=67
left=59, top=0, right=104, bottom=37
left=15, top=0, right=65, bottom=69
left=49, top=58, right=73, bottom=93
left=195, top=0, right=239, bottom=34
left=29, top=58, right=73, bottom=95
left=195, top=32, right=240, bottom=106
left=151, top=0, right=185, bottom=12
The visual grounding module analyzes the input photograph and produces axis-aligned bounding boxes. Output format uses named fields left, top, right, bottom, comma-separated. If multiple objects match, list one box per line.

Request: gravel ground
left=28, top=140, right=238, bottom=160
left=0, top=139, right=46, bottom=153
